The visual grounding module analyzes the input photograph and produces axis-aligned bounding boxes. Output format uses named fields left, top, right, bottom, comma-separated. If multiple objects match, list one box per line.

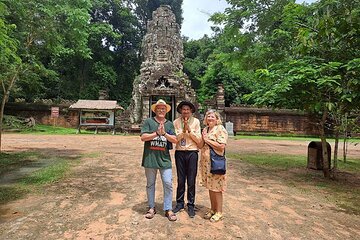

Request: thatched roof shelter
left=69, top=100, right=124, bottom=110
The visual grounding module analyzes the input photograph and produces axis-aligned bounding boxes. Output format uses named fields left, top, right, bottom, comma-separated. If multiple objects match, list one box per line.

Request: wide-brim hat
left=176, top=100, right=196, bottom=113
left=151, top=99, right=171, bottom=113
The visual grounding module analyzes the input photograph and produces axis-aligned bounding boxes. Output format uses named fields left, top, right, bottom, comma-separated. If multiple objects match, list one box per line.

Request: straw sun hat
left=151, top=99, right=171, bottom=113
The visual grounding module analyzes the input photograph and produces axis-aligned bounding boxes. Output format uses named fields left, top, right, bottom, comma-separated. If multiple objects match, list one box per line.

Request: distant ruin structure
left=127, top=5, right=196, bottom=125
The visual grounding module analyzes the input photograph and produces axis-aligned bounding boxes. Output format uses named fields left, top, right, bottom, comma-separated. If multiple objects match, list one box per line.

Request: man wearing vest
left=173, top=101, right=202, bottom=218
left=140, top=99, right=178, bottom=221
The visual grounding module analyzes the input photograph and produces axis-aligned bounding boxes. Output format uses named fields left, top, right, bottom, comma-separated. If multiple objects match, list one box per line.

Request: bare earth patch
left=0, top=134, right=359, bottom=240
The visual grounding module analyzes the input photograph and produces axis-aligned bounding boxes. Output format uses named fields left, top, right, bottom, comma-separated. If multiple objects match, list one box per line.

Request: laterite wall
left=225, top=107, right=318, bottom=135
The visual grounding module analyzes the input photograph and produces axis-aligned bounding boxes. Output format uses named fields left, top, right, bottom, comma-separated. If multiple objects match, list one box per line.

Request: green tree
left=128, top=0, right=183, bottom=32
left=199, top=0, right=360, bottom=177
left=183, top=36, right=216, bottom=90
left=2, top=0, right=92, bottom=102
left=243, top=0, right=360, bottom=178
left=186, top=0, right=295, bottom=106
left=89, top=0, right=142, bottom=106
left=183, top=31, right=255, bottom=106
left=0, top=2, right=21, bottom=151
left=2, top=0, right=141, bottom=105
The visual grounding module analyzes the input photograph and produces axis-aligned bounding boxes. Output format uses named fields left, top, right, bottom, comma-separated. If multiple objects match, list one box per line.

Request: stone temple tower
left=128, top=5, right=196, bottom=124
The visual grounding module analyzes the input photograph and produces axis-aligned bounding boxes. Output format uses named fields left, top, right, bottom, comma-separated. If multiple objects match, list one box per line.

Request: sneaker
left=173, top=205, right=184, bottom=213
left=187, top=206, right=195, bottom=218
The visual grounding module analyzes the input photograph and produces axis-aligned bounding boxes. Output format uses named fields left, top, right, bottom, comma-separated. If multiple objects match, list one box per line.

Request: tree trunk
left=0, top=72, right=18, bottom=152
left=333, top=130, right=339, bottom=178
left=78, top=59, right=86, bottom=95
left=343, top=113, right=348, bottom=163
left=343, top=136, right=348, bottom=163
left=320, top=108, right=330, bottom=178
left=0, top=93, right=7, bottom=152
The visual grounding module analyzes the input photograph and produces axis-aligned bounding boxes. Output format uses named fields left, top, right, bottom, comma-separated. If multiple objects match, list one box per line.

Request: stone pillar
left=99, top=90, right=109, bottom=100
left=142, top=96, right=150, bottom=121
left=216, top=84, right=225, bottom=121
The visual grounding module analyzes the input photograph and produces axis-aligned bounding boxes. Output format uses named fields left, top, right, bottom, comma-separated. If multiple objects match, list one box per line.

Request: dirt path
left=1, top=134, right=359, bottom=240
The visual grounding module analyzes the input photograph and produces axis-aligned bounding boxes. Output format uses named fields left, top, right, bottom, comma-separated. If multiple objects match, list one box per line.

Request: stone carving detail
left=127, top=5, right=197, bottom=125
left=155, top=76, right=172, bottom=89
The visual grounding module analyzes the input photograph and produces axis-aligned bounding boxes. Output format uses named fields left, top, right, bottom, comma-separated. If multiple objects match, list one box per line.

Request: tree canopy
left=181, top=0, right=360, bottom=177
left=0, top=0, right=183, bottom=106
left=1, top=0, right=359, bottom=127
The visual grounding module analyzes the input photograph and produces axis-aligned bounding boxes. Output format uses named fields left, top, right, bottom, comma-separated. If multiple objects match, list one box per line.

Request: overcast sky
left=181, top=0, right=318, bottom=40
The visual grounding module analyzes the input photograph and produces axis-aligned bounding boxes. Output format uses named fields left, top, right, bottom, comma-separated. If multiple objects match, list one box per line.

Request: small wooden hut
left=69, top=100, right=124, bottom=134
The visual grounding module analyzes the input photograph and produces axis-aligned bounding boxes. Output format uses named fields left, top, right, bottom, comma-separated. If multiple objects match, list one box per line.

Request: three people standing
left=140, top=99, right=227, bottom=222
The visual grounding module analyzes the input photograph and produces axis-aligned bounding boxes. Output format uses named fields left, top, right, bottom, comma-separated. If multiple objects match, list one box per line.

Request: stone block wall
left=4, top=102, right=79, bottom=128
left=225, top=107, right=318, bottom=135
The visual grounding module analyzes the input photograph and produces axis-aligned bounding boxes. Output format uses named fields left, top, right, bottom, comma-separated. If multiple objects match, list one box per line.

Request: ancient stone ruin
left=127, top=5, right=196, bottom=126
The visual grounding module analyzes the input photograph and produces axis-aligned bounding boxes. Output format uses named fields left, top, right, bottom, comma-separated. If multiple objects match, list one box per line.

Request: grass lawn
left=4, top=124, right=123, bottom=135
left=228, top=152, right=360, bottom=215
left=233, top=134, right=360, bottom=143
left=19, top=124, right=91, bottom=134
left=0, top=151, right=83, bottom=204
left=227, top=152, right=360, bottom=172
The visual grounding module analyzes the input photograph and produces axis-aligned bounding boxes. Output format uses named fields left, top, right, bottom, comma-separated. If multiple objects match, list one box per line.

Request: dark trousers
left=175, top=150, right=198, bottom=207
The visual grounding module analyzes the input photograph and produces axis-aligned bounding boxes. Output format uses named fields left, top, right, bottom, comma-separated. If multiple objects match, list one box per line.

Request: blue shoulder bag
left=209, top=146, right=226, bottom=175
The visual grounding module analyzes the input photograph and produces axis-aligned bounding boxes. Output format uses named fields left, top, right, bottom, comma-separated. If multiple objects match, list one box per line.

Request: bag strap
left=206, top=143, right=225, bottom=157
left=205, top=126, right=226, bottom=156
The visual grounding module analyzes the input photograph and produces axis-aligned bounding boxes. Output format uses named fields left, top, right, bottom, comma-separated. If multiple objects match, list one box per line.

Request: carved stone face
left=155, top=49, right=168, bottom=62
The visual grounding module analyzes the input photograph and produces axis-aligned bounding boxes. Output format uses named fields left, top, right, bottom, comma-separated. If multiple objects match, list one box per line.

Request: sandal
left=204, top=210, right=215, bottom=220
left=210, top=212, right=223, bottom=222
left=165, top=210, right=177, bottom=221
left=145, top=208, right=156, bottom=219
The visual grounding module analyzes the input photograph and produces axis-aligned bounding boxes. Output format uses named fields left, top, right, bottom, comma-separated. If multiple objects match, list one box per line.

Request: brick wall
left=225, top=107, right=318, bottom=135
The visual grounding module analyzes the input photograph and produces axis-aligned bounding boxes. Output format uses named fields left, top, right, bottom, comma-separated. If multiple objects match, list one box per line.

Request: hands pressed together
left=202, top=128, right=209, bottom=143
left=182, top=117, right=189, bottom=133
left=157, top=122, right=166, bottom=136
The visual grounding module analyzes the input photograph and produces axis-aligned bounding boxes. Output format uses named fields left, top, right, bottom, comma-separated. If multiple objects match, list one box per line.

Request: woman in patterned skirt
left=199, top=109, right=228, bottom=222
